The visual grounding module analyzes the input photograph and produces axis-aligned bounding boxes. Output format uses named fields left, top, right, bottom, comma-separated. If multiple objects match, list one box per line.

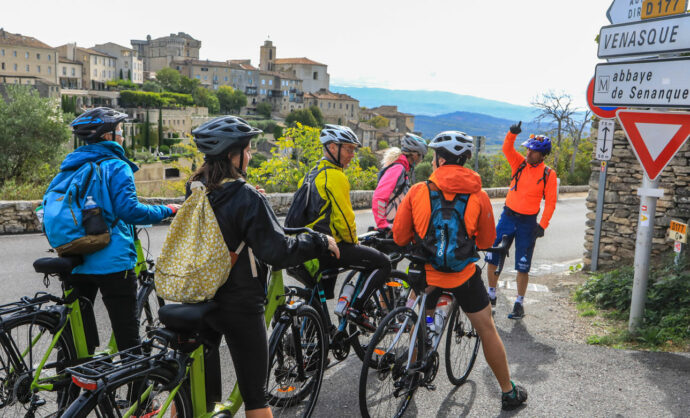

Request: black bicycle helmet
left=192, top=116, right=263, bottom=157
left=70, top=107, right=128, bottom=142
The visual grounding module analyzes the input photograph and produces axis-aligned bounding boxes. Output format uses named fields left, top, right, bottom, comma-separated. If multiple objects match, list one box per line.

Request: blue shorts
left=485, top=207, right=538, bottom=273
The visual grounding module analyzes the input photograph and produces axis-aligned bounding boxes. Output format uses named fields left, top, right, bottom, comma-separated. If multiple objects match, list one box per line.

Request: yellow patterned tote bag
left=155, top=181, right=250, bottom=303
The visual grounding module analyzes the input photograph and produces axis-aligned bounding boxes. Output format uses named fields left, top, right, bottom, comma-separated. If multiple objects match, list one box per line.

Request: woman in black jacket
left=189, top=116, right=339, bottom=418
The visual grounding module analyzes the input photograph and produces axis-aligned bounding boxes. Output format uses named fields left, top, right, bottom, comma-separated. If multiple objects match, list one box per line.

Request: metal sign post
left=591, top=161, right=608, bottom=271
left=629, top=176, right=663, bottom=332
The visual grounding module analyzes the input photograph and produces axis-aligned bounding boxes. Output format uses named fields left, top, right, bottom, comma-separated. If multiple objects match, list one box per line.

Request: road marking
left=497, top=281, right=549, bottom=292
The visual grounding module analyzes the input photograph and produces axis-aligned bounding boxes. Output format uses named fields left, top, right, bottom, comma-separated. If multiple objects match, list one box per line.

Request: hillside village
left=0, top=30, right=418, bottom=152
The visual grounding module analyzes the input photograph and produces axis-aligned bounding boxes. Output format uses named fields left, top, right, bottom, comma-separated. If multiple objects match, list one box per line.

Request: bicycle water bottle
left=426, top=315, right=435, bottom=346
left=335, top=283, right=355, bottom=317
left=432, top=295, right=452, bottom=345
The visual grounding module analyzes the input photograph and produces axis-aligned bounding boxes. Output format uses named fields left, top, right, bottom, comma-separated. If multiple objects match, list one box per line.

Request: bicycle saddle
left=33, top=256, right=83, bottom=274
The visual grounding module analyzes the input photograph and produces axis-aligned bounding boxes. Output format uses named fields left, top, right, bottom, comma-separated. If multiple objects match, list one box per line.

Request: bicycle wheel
left=0, top=312, right=78, bottom=417
left=267, top=304, right=326, bottom=417
left=351, top=270, right=410, bottom=362
left=136, top=272, right=165, bottom=339
left=359, top=307, right=420, bottom=418
left=445, top=303, right=480, bottom=386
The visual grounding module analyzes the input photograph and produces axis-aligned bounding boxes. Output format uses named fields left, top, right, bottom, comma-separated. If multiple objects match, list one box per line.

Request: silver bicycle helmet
left=429, top=131, right=474, bottom=156
left=192, top=116, right=263, bottom=156
left=319, top=124, right=362, bottom=147
left=401, top=133, right=428, bottom=156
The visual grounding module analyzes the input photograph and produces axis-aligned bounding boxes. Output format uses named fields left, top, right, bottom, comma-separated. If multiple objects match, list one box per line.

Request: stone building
left=173, top=58, right=233, bottom=91
left=303, top=89, right=359, bottom=125
left=362, top=105, right=415, bottom=134
left=353, top=121, right=378, bottom=149
left=258, top=40, right=330, bottom=93
left=131, top=32, right=201, bottom=73
left=124, top=106, right=210, bottom=140
left=583, top=118, right=690, bottom=269
left=58, top=57, right=82, bottom=89
left=93, top=42, right=144, bottom=84
left=257, top=70, right=305, bottom=116
left=227, top=60, right=259, bottom=99
left=0, top=29, right=58, bottom=90
left=56, top=43, right=119, bottom=106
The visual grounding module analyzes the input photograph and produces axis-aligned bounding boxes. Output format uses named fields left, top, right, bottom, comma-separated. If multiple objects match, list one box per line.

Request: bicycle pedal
left=422, top=383, right=436, bottom=391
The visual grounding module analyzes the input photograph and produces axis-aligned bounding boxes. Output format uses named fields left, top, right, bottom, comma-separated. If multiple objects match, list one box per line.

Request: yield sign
left=617, top=110, right=690, bottom=181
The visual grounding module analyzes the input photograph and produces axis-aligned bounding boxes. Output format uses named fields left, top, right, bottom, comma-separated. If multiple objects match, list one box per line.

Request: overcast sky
left=6, top=0, right=610, bottom=108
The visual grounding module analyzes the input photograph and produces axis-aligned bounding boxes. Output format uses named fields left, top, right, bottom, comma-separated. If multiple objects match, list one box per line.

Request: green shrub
left=377, top=140, right=389, bottom=150
left=159, top=145, right=170, bottom=154
left=415, top=162, right=433, bottom=182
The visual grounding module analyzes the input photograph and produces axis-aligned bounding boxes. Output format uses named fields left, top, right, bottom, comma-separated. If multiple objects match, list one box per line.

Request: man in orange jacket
left=487, top=122, right=558, bottom=319
left=393, top=130, right=527, bottom=410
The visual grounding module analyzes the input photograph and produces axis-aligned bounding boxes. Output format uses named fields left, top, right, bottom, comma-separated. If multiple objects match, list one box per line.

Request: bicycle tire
left=62, top=364, right=192, bottom=418
left=0, top=312, right=78, bottom=417
left=267, top=304, right=326, bottom=417
left=444, top=303, right=480, bottom=386
left=359, top=306, right=420, bottom=418
left=351, top=270, right=410, bottom=363
left=136, top=272, right=165, bottom=339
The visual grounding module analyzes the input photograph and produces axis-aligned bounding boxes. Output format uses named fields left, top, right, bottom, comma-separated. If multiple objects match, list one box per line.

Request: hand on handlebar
left=326, top=236, right=340, bottom=259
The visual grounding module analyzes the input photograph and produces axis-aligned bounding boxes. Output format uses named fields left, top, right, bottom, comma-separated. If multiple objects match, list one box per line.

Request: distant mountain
left=330, top=85, right=539, bottom=121
left=414, top=111, right=545, bottom=146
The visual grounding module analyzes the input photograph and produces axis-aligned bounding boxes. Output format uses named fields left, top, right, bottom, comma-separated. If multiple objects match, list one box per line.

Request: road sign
left=616, top=109, right=690, bottom=181
left=607, top=0, right=643, bottom=24
left=669, top=220, right=688, bottom=243
left=593, top=57, right=690, bottom=108
left=598, top=14, right=690, bottom=58
left=596, top=119, right=615, bottom=160
left=587, top=78, right=624, bottom=119
left=642, top=0, right=688, bottom=20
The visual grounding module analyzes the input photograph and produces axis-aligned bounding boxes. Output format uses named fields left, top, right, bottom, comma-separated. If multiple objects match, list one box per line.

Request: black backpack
left=284, top=165, right=335, bottom=228
left=509, top=161, right=552, bottom=200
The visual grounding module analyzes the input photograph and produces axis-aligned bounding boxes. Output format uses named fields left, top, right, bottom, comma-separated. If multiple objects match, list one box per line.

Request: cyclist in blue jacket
left=50, top=107, right=179, bottom=353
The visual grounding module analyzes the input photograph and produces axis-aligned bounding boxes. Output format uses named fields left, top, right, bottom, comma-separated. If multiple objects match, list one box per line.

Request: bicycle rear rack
left=0, top=293, right=61, bottom=318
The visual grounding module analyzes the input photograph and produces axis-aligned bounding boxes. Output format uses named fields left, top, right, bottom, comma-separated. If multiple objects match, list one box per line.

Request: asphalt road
left=1, top=195, right=688, bottom=416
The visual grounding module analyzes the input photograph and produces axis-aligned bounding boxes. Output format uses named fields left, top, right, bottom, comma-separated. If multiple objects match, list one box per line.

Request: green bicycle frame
left=27, top=236, right=149, bottom=393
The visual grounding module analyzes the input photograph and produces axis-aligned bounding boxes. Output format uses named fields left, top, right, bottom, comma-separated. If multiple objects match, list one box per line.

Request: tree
left=358, top=147, right=379, bottom=170
left=285, top=109, right=318, bottom=127
left=142, top=80, right=163, bottom=92
left=309, top=105, right=324, bottom=126
left=368, top=115, right=390, bottom=129
left=217, top=86, right=247, bottom=114
left=567, top=110, right=592, bottom=176
left=193, top=87, right=220, bottom=114
left=179, top=76, right=201, bottom=95
left=256, top=102, right=272, bottom=119
left=157, top=108, right=164, bottom=148
left=156, top=67, right=182, bottom=92
left=128, top=69, right=132, bottom=81
left=531, top=91, right=577, bottom=171
left=144, top=110, right=150, bottom=149
left=377, top=140, right=389, bottom=150
left=119, top=69, right=123, bottom=80
left=0, top=85, right=71, bottom=186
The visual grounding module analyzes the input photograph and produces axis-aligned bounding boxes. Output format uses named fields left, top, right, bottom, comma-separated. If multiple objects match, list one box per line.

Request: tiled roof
left=369, top=105, right=413, bottom=117
left=0, top=29, right=53, bottom=49
left=274, top=57, right=326, bottom=66
left=259, top=70, right=300, bottom=81
left=178, top=58, right=232, bottom=68
left=58, top=57, right=82, bottom=65
left=77, top=47, right=116, bottom=58
left=228, top=60, right=258, bottom=71
left=304, top=89, right=358, bottom=102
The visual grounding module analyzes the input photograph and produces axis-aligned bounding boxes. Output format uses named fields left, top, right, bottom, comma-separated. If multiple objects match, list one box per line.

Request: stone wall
left=1, top=185, right=589, bottom=235
left=583, top=118, right=690, bottom=269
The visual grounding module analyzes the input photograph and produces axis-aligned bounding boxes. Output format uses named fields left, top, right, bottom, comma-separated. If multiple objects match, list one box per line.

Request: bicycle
left=0, top=227, right=162, bottom=417
left=62, top=269, right=326, bottom=417
left=285, top=231, right=411, bottom=366
left=358, top=236, right=510, bottom=417
left=63, top=228, right=328, bottom=417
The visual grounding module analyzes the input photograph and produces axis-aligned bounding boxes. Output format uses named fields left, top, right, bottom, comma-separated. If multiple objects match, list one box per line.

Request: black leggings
left=319, top=242, right=391, bottom=311
left=205, top=310, right=268, bottom=411
left=67, top=270, right=139, bottom=354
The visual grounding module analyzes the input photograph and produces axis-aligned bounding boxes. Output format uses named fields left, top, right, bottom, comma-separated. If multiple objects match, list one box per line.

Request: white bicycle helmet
left=401, top=133, right=428, bottom=156
left=429, top=131, right=474, bottom=157
left=319, top=124, right=361, bottom=147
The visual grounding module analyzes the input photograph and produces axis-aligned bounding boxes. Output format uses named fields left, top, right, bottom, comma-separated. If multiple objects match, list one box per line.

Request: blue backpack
left=415, top=181, right=479, bottom=273
left=43, top=158, right=116, bottom=256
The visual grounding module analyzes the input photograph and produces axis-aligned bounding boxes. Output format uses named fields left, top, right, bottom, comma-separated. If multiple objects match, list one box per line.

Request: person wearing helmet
left=294, top=124, right=391, bottom=330
left=372, top=133, right=427, bottom=232
left=392, top=130, right=528, bottom=411
left=49, top=107, right=180, bottom=356
left=189, top=116, right=339, bottom=417
left=486, top=122, right=558, bottom=320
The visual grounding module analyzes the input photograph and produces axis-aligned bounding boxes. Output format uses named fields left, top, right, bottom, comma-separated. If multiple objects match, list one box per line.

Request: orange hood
left=428, top=165, right=482, bottom=196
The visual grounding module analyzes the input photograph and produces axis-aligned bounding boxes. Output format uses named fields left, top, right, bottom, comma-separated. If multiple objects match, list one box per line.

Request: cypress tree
left=144, top=110, right=150, bottom=149
left=157, top=108, right=163, bottom=148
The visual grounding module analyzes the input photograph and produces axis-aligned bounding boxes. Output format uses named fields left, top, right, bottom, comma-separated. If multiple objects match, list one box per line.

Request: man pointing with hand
left=486, top=121, right=558, bottom=319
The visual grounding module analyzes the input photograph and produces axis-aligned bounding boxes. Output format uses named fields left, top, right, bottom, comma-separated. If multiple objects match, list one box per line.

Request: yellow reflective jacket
left=301, top=159, right=358, bottom=244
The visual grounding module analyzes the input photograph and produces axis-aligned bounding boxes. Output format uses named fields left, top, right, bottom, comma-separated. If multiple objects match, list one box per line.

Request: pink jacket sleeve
left=372, top=164, right=405, bottom=229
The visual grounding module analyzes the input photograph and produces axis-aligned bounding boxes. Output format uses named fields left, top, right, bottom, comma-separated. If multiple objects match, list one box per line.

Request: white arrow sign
left=607, top=0, right=642, bottom=24
left=597, top=119, right=615, bottom=161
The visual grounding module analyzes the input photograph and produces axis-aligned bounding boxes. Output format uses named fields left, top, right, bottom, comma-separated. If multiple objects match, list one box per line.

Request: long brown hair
left=190, top=144, right=245, bottom=191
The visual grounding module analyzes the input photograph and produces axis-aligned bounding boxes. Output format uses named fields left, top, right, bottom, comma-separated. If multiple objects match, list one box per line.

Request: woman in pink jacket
left=372, top=133, right=427, bottom=231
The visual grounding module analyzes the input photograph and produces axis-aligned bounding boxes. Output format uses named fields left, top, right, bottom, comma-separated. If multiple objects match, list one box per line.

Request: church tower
left=259, top=40, right=276, bottom=71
